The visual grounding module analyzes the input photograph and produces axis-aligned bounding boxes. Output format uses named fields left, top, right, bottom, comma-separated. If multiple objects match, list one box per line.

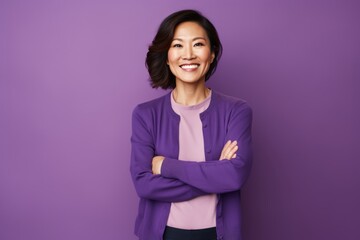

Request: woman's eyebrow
left=192, top=37, right=206, bottom=41
left=172, top=37, right=206, bottom=41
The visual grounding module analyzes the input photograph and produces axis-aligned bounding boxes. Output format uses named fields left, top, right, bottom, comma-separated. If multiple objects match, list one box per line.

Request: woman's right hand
left=220, top=140, right=238, bottom=160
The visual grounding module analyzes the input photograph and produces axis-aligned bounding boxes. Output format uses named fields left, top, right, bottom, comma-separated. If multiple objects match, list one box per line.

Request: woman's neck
left=172, top=82, right=210, bottom=106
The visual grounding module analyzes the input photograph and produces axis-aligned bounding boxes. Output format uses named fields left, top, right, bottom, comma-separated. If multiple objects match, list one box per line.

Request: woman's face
left=167, top=21, right=215, bottom=86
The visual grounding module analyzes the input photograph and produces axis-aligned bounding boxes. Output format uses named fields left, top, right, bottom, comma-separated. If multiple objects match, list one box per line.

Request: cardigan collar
left=164, top=89, right=218, bottom=120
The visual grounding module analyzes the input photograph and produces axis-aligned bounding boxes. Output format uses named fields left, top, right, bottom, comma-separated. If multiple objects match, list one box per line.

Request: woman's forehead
left=173, top=22, right=208, bottom=40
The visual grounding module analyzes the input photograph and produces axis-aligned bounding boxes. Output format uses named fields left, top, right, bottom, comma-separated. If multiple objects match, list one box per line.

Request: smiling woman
left=130, top=9, right=253, bottom=240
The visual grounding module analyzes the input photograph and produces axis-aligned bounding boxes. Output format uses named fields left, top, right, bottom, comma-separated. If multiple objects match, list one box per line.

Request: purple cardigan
left=130, top=90, right=253, bottom=240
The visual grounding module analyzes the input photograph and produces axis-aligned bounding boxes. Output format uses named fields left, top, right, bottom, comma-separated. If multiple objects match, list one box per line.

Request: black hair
left=146, top=9, right=223, bottom=89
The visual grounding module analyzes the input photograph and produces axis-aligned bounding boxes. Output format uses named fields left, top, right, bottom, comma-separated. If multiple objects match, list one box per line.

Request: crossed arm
left=130, top=103, right=252, bottom=202
left=152, top=140, right=239, bottom=174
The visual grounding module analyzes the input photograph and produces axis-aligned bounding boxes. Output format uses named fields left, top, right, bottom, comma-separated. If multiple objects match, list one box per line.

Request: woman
left=130, top=9, right=252, bottom=240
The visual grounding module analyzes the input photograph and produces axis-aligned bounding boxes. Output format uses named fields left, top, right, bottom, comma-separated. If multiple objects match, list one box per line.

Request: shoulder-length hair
left=146, top=9, right=223, bottom=89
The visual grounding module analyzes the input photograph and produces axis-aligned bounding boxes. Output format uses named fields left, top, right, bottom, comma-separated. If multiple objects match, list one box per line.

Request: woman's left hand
left=152, top=156, right=165, bottom=175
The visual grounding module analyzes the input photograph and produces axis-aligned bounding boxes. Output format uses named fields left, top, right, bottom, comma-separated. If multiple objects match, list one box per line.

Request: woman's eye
left=173, top=44, right=182, bottom=48
left=194, top=42, right=204, bottom=47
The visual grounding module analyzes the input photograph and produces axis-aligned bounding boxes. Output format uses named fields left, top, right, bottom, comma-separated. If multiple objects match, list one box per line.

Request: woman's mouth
left=180, top=64, right=200, bottom=70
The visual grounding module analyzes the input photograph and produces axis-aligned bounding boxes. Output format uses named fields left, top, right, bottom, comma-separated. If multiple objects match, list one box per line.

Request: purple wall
left=1, top=0, right=359, bottom=240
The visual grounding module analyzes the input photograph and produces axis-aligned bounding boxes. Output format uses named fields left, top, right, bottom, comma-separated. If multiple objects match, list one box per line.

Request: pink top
left=167, top=90, right=217, bottom=229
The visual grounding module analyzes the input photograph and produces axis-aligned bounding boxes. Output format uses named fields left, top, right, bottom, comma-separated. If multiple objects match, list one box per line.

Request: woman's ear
left=211, top=52, right=215, bottom=63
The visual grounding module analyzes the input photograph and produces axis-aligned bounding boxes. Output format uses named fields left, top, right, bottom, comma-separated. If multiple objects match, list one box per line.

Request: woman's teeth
left=180, top=64, right=199, bottom=69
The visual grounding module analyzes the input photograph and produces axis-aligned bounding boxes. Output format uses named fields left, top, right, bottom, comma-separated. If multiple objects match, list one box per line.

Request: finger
left=223, top=140, right=236, bottom=152
left=225, top=141, right=237, bottom=152
left=221, top=140, right=231, bottom=152
left=226, top=145, right=238, bottom=159
left=224, top=141, right=237, bottom=154
left=230, top=140, right=238, bottom=148
left=221, top=140, right=239, bottom=160
left=220, top=140, right=232, bottom=159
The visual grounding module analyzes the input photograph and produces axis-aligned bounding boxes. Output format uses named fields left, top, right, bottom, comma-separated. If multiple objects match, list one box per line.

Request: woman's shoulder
left=133, top=92, right=170, bottom=114
left=210, top=91, right=252, bottom=121
left=213, top=90, right=251, bottom=110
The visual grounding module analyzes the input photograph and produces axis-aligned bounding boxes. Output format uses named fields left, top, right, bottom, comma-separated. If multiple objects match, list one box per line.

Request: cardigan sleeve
left=161, top=102, right=253, bottom=194
left=130, top=105, right=207, bottom=202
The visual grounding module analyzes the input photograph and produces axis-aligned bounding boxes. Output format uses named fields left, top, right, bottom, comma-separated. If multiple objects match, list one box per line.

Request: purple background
left=1, top=0, right=359, bottom=239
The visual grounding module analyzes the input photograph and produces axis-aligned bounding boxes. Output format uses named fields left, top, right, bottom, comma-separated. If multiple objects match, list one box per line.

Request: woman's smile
left=180, top=64, right=200, bottom=71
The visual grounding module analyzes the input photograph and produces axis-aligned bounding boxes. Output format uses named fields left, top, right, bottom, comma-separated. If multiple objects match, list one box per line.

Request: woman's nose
left=182, top=46, right=195, bottom=60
